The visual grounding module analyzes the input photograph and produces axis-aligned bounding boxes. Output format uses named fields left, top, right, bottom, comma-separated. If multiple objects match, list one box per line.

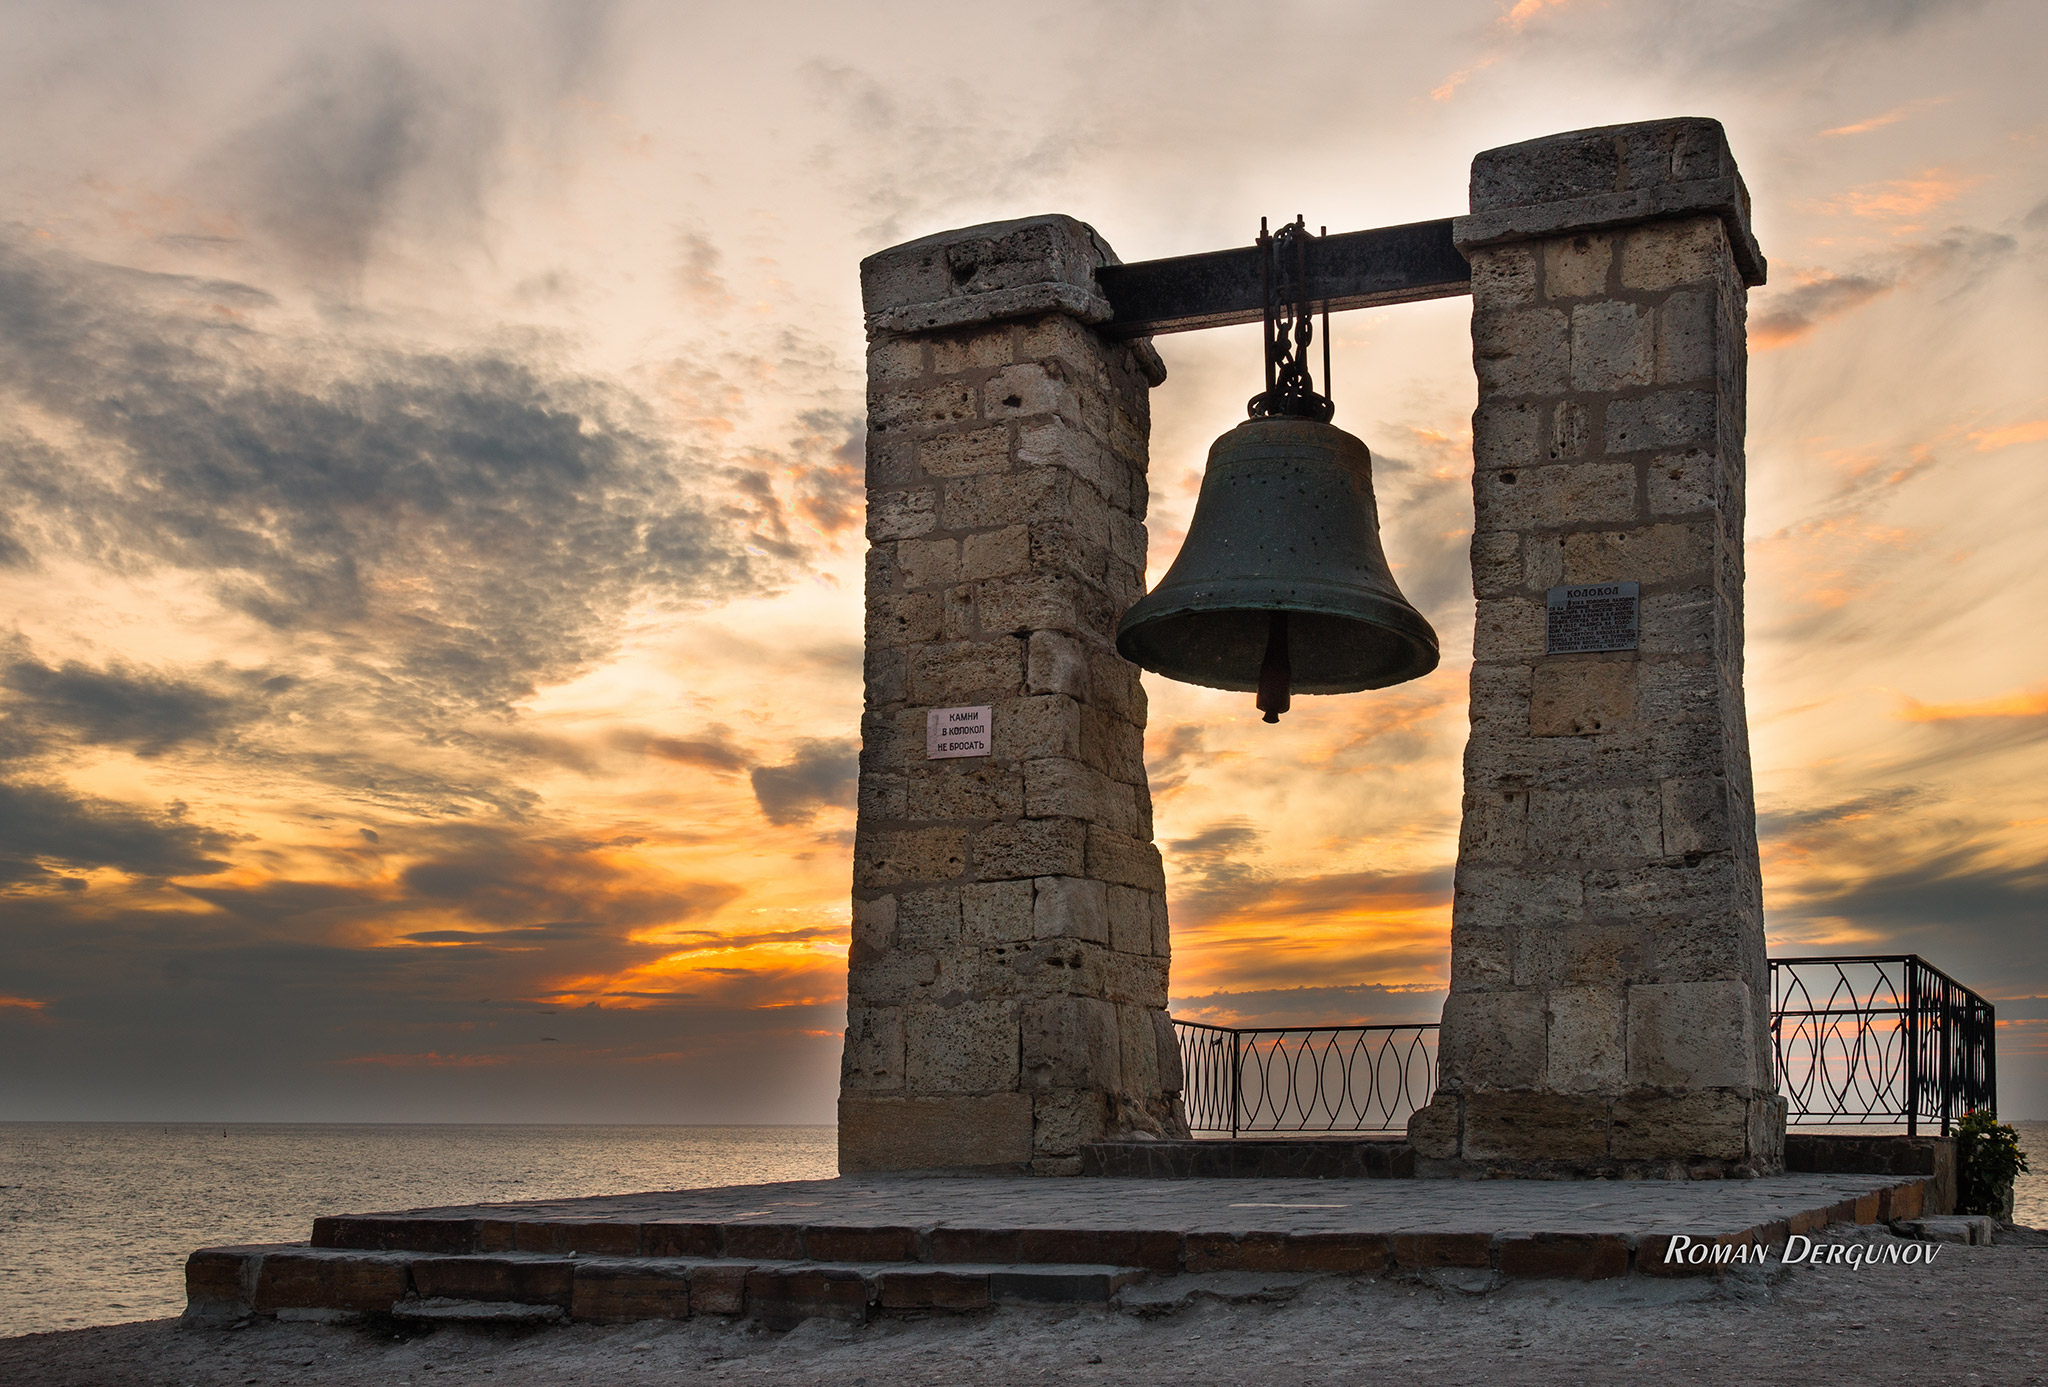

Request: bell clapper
left=1256, top=611, right=1292, bottom=723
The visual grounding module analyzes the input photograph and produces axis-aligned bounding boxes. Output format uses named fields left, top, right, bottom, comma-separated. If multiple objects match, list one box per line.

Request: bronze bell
left=1114, top=217, right=1440, bottom=722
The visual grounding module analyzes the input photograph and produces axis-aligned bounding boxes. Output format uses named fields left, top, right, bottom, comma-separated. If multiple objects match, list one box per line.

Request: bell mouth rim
left=1115, top=581, right=1441, bottom=695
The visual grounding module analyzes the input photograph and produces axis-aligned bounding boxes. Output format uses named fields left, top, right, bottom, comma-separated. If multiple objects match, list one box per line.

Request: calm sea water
left=0, top=1123, right=837, bottom=1338
left=3, top=1121, right=2042, bottom=1340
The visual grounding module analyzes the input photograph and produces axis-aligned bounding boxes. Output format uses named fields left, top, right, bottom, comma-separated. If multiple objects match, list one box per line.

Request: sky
left=1, top=0, right=2045, bottom=1123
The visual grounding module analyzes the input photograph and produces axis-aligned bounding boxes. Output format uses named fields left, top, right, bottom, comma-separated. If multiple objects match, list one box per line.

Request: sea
left=0, top=1123, right=837, bottom=1339
left=3, top=1120, right=2044, bottom=1340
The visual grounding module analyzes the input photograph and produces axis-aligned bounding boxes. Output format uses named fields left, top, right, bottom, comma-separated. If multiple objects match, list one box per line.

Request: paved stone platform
left=187, top=1167, right=1943, bottom=1327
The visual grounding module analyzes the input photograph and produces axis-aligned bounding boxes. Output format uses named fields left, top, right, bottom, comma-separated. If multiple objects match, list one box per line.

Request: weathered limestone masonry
left=842, top=215, right=1185, bottom=1175
left=1407, top=118, right=1787, bottom=1177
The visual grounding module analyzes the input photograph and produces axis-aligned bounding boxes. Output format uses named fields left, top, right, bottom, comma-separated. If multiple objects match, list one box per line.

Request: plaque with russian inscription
left=925, top=705, right=992, bottom=759
left=1545, top=582, right=1639, bottom=654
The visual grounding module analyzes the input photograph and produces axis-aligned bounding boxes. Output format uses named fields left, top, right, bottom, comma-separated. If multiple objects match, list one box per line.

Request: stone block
left=1545, top=986, right=1626, bottom=1091
left=1030, top=1087, right=1112, bottom=1154
left=962, top=879, right=1034, bottom=943
left=1647, top=451, right=1716, bottom=517
left=411, top=1256, right=573, bottom=1308
left=869, top=381, right=975, bottom=432
left=866, top=433, right=917, bottom=488
left=1471, top=399, right=1544, bottom=469
left=1469, top=244, right=1537, bottom=305
left=1655, top=289, right=1716, bottom=384
left=905, top=1000, right=1019, bottom=1092
left=876, top=1268, right=991, bottom=1311
left=866, top=488, right=939, bottom=543
left=895, top=888, right=962, bottom=949
left=1438, top=991, right=1545, bottom=1088
left=1390, top=1231, right=1491, bottom=1269
left=1609, top=1088, right=1752, bottom=1162
left=993, top=694, right=1081, bottom=760
left=1080, top=706, right=1146, bottom=783
left=1449, top=924, right=1514, bottom=988
left=1473, top=463, right=1637, bottom=533
left=867, top=335, right=926, bottom=383
left=1639, top=590, right=1714, bottom=654
left=251, top=1252, right=409, bottom=1314
left=895, top=537, right=957, bottom=590
left=1542, top=231, right=1614, bottom=299
left=1474, top=307, right=1569, bottom=396
left=977, top=571, right=1112, bottom=638
left=841, top=1005, right=903, bottom=1091
left=684, top=1263, right=749, bottom=1316
left=1604, top=391, right=1717, bottom=453
left=1621, top=217, right=1727, bottom=291
left=838, top=1093, right=1035, bottom=1172
left=1104, top=884, right=1153, bottom=955
left=861, top=214, right=1110, bottom=315
left=1462, top=1090, right=1611, bottom=1163
left=1086, top=825, right=1166, bottom=891
left=571, top=1261, right=690, bottom=1324
left=1561, top=524, right=1712, bottom=585
left=1626, top=981, right=1754, bottom=1089
left=1471, top=597, right=1547, bottom=662
left=1025, top=628, right=1089, bottom=697
left=1471, top=530, right=1522, bottom=598
left=986, top=362, right=1086, bottom=430
left=1459, top=790, right=1528, bottom=863
left=1516, top=922, right=1642, bottom=988
left=1583, top=854, right=1735, bottom=922
left=1454, top=863, right=1585, bottom=931
left=1529, top=660, right=1637, bottom=736
left=906, top=761, right=1024, bottom=820
left=942, top=469, right=1069, bottom=530
left=917, top=426, right=1010, bottom=478
left=1496, top=1234, right=1630, bottom=1280
left=1033, top=875, right=1109, bottom=943
left=852, top=895, right=897, bottom=956
left=854, top=827, right=967, bottom=889
left=1022, top=995, right=1120, bottom=1090
left=1570, top=301, right=1653, bottom=392
left=865, top=591, right=941, bottom=646
left=974, top=818, right=1087, bottom=880
left=960, top=524, right=1030, bottom=582
left=1526, top=785, right=1663, bottom=864
left=1660, top=775, right=1730, bottom=855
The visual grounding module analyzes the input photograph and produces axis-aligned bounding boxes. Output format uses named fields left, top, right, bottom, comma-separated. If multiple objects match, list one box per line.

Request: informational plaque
left=925, top=705, right=992, bottom=759
left=1545, top=581, right=1639, bottom=654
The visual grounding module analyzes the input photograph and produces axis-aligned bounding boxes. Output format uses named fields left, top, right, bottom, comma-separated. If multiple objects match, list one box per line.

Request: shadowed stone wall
left=841, top=215, right=1186, bottom=1175
left=1407, top=118, right=1786, bottom=1177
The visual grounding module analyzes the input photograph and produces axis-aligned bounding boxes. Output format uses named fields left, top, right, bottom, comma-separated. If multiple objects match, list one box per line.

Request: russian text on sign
left=925, top=706, right=992, bottom=759
left=1545, top=581, right=1640, bottom=655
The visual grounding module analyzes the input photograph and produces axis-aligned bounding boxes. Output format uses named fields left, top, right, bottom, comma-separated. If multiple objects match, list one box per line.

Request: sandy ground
left=5, top=1228, right=2046, bottom=1387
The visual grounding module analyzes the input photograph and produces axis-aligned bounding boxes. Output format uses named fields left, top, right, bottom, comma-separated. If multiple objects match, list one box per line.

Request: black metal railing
left=1173, top=1020, right=1438, bottom=1136
left=1771, top=954, right=1997, bottom=1135
left=1173, top=953, right=1997, bottom=1137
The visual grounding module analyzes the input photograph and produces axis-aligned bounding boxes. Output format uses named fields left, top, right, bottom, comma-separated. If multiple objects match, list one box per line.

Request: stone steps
left=185, top=1244, right=1146, bottom=1329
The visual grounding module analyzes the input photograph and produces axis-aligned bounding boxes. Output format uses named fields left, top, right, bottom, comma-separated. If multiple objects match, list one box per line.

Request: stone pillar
left=1408, top=119, right=1786, bottom=1177
left=840, top=215, right=1186, bottom=1175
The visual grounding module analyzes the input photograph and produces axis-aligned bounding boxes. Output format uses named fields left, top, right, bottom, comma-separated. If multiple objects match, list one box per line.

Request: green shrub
left=1955, top=1108, right=2029, bottom=1217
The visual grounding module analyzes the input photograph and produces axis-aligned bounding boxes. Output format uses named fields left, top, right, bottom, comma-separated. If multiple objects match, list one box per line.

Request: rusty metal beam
left=1094, top=218, right=1470, bottom=339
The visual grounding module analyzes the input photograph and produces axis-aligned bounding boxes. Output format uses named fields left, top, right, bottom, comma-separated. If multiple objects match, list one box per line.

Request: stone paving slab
left=313, top=1171, right=1926, bottom=1242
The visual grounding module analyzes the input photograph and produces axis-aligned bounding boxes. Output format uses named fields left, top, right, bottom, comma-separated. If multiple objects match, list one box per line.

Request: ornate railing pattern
left=1770, top=954, right=1996, bottom=1135
left=1173, top=954, right=1996, bottom=1137
left=1173, top=1020, right=1437, bottom=1135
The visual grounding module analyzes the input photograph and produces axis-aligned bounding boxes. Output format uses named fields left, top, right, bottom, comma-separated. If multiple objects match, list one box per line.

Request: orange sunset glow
left=2, top=0, right=2046, bottom=1122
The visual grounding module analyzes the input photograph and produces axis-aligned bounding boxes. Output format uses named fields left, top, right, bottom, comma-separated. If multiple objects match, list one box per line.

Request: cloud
left=750, top=738, right=858, bottom=825
left=0, top=779, right=233, bottom=885
left=1814, top=168, right=1985, bottom=221
left=1752, top=230, right=2015, bottom=349
left=1967, top=420, right=2048, bottom=452
left=0, top=649, right=273, bottom=758
left=1897, top=684, right=2048, bottom=723
left=1819, top=97, right=1951, bottom=137
left=0, top=231, right=796, bottom=730
left=1752, top=270, right=1894, bottom=349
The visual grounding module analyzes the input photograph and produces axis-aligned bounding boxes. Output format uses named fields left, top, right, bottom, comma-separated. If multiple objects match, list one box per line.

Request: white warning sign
left=925, top=705, right=992, bottom=759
